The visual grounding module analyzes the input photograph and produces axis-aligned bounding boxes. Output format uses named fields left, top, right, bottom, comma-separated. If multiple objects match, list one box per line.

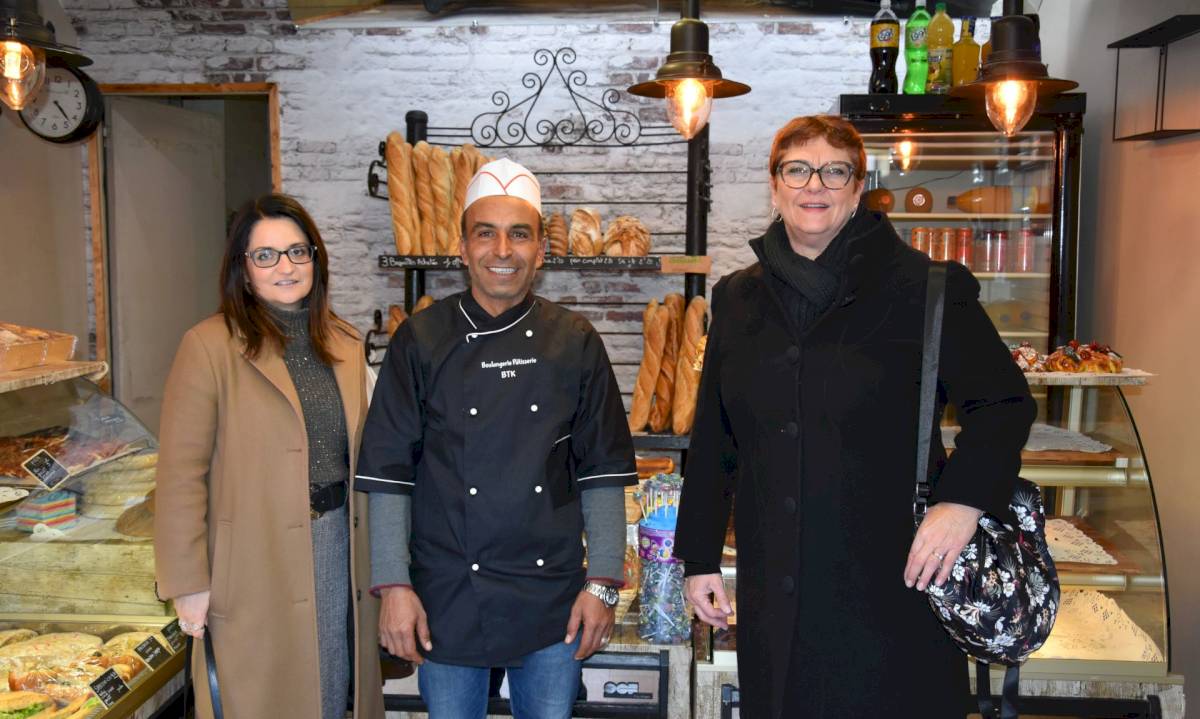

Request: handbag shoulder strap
left=914, top=262, right=948, bottom=524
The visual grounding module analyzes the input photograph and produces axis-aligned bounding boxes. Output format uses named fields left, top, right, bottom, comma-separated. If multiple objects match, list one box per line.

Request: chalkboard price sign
left=90, top=668, right=131, bottom=707
left=21, top=449, right=69, bottom=491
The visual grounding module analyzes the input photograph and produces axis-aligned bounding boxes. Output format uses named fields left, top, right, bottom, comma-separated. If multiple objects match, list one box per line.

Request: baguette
left=546, top=212, right=569, bottom=256
left=386, top=304, right=408, bottom=336
left=411, top=142, right=439, bottom=256
left=628, top=302, right=668, bottom=432
left=569, top=208, right=602, bottom=256
left=413, top=295, right=435, bottom=314
left=384, top=133, right=416, bottom=255
left=672, top=296, right=708, bottom=435
left=649, top=294, right=684, bottom=432
left=429, top=145, right=455, bottom=255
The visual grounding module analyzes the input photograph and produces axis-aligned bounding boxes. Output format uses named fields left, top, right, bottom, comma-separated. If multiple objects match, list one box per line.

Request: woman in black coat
left=675, top=116, right=1037, bottom=718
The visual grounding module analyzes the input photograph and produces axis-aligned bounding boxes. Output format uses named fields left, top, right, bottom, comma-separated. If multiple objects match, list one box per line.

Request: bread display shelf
left=1049, top=516, right=1142, bottom=576
left=1023, top=370, right=1152, bottom=386
left=0, top=361, right=109, bottom=395
left=377, top=254, right=712, bottom=275
left=633, top=432, right=691, bottom=451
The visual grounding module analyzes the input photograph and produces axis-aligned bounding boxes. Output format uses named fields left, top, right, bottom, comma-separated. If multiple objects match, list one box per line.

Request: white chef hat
left=464, top=158, right=542, bottom=216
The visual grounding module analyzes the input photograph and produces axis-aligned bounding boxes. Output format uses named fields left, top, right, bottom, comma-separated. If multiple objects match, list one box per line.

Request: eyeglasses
left=775, top=160, right=857, bottom=190
left=244, top=245, right=317, bottom=269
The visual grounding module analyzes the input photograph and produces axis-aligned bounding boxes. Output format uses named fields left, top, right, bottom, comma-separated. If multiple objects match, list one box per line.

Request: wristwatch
left=583, top=581, right=620, bottom=609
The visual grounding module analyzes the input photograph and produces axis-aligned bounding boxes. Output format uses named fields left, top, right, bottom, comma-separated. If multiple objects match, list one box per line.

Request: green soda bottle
left=903, top=0, right=931, bottom=94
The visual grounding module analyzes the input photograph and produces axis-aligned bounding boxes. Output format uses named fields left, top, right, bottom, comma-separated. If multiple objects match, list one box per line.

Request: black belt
left=310, top=481, right=348, bottom=519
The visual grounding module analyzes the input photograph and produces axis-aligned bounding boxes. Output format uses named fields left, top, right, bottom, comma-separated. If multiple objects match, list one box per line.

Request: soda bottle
left=925, top=2, right=954, bottom=94
left=869, top=0, right=901, bottom=93
left=903, top=0, right=931, bottom=94
left=952, top=17, right=980, bottom=87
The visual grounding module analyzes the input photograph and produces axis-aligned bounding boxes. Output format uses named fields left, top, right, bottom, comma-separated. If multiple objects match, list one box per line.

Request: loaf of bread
left=603, top=216, right=652, bottom=257
left=386, top=304, right=408, bottom=336
left=672, top=296, right=708, bottom=435
left=429, top=145, right=455, bottom=255
left=629, top=301, right=668, bottom=432
left=569, top=208, right=602, bottom=256
left=0, top=629, right=37, bottom=648
left=649, top=294, right=685, bottom=432
left=385, top=133, right=417, bottom=255
left=546, top=212, right=569, bottom=256
left=411, top=142, right=439, bottom=256
left=413, top=295, right=435, bottom=314
left=115, top=492, right=154, bottom=537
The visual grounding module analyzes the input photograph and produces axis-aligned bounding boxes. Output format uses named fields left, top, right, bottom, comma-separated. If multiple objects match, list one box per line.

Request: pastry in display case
left=0, top=362, right=186, bottom=718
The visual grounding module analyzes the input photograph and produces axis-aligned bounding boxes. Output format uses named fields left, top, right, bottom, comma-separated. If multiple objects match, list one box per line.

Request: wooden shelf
left=885, top=213, right=1052, bottom=221
left=0, top=361, right=108, bottom=395
left=1050, top=516, right=1143, bottom=577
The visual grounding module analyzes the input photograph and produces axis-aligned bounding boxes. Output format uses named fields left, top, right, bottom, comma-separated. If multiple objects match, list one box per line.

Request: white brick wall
left=62, top=3, right=872, bottom=395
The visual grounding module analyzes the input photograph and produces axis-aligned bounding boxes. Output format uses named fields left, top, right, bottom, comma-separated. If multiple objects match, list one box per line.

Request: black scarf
left=756, top=202, right=869, bottom=335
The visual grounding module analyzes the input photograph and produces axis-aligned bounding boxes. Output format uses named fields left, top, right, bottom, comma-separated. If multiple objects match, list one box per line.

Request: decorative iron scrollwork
left=431, top=47, right=678, bottom=149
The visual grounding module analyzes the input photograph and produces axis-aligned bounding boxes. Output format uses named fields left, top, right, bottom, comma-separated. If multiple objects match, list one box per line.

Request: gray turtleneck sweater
left=272, top=306, right=348, bottom=488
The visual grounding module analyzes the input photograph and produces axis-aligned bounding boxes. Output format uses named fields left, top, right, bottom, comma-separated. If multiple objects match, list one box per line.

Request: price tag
left=89, top=668, right=131, bottom=708
left=134, top=635, right=171, bottom=670
left=21, top=449, right=70, bottom=491
left=161, top=619, right=187, bottom=654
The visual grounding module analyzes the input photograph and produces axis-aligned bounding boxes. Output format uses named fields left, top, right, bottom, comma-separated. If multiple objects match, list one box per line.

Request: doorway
left=96, top=84, right=279, bottom=433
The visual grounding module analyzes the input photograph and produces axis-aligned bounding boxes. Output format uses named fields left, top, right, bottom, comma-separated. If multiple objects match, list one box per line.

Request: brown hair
left=769, top=115, right=868, bottom=182
left=218, top=193, right=341, bottom=365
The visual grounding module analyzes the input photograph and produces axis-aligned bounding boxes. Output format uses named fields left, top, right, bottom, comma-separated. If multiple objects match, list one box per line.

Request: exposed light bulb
left=665, top=78, right=713, bottom=141
left=1, top=41, right=45, bottom=111
left=985, top=79, right=1037, bottom=137
left=896, top=139, right=915, bottom=172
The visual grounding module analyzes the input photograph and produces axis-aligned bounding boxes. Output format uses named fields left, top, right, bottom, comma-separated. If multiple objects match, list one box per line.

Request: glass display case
left=1015, top=374, right=1168, bottom=676
left=0, top=362, right=185, bottom=718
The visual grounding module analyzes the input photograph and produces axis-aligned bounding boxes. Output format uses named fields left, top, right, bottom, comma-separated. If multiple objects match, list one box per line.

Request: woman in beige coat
left=154, top=194, right=384, bottom=719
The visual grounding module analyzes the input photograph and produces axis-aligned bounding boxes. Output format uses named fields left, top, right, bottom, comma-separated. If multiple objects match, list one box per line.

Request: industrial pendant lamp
left=950, top=0, right=1076, bottom=136
left=1, top=0, right=91, bottom=111
left=628, top=0, right=750, bottom=140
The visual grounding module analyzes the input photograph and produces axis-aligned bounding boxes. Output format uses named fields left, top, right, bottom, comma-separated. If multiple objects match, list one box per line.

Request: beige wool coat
left=154, top=313, right=384, bottom=719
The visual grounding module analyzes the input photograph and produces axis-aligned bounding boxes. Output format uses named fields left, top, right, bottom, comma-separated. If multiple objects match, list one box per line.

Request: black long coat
left=675, top=212, right=1036, bottom=719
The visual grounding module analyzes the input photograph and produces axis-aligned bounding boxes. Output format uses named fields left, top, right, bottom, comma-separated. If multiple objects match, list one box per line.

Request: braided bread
left=546, top=213, right=569, bottom=256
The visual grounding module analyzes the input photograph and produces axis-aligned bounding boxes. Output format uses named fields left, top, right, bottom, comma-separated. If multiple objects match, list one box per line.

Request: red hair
left=769, top=115, right=867, bottom=181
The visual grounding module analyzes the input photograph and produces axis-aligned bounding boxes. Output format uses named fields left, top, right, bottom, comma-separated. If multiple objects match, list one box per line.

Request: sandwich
left=0, top=692, right=53, bottom=719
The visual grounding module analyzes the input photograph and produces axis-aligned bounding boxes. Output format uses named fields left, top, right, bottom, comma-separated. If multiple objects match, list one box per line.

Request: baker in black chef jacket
left=356, top=158, right=636, bottom=719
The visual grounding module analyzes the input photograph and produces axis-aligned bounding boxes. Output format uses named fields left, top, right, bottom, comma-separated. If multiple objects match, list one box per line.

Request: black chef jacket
left=355, top=291, right=637, bottom=666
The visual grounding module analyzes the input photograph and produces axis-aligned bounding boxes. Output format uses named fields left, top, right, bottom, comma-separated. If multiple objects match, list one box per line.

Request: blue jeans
left=418, top=635, right=582, bottom=719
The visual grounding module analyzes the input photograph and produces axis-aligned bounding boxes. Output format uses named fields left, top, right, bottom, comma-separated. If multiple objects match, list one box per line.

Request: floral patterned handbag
left=915, top=263, right=1060, bottom=719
